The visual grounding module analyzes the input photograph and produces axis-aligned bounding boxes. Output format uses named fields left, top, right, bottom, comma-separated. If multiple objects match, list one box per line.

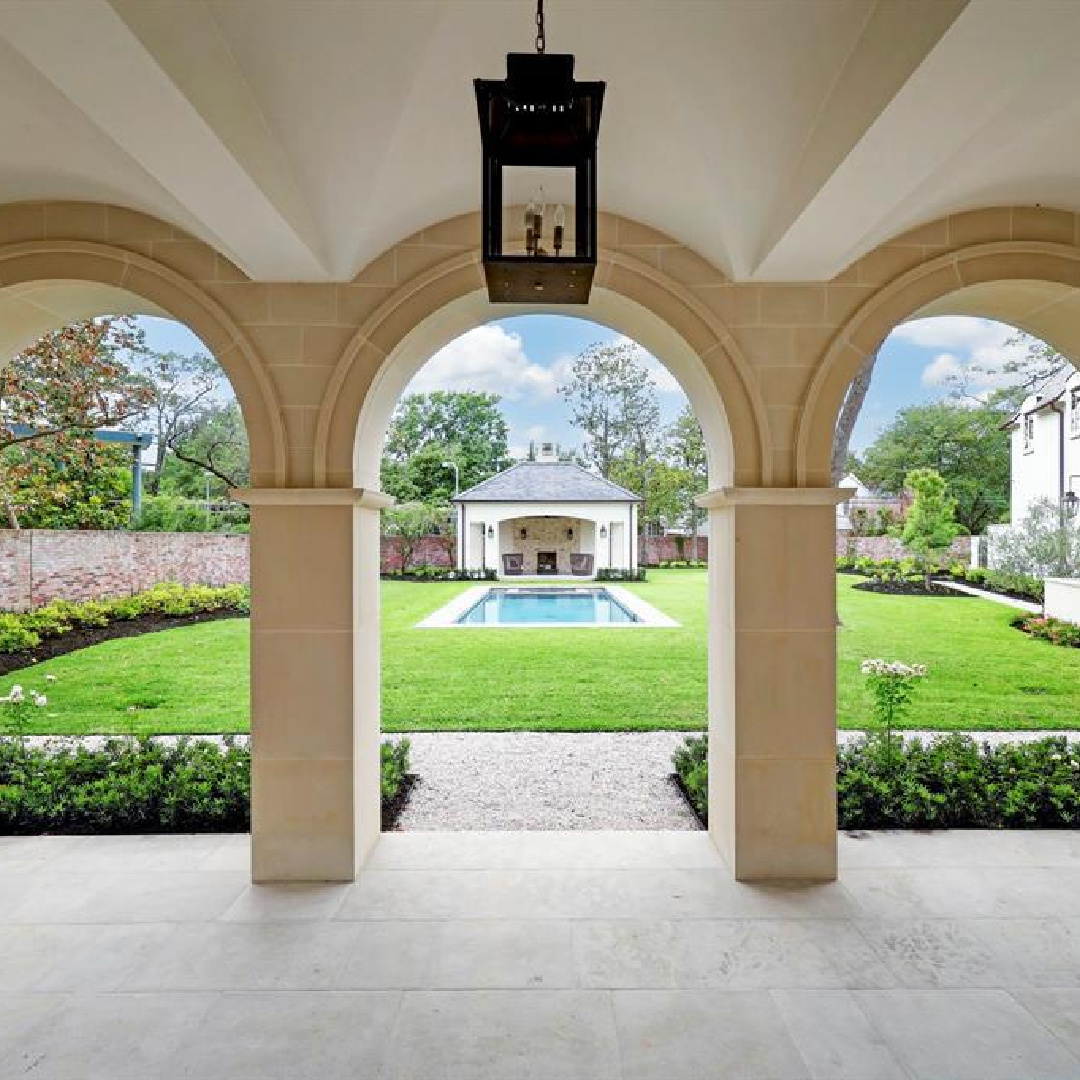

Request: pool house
left=453, top=446, right=640, bottom=578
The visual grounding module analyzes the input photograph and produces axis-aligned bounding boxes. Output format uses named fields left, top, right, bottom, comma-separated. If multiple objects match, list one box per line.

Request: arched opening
left=809, top=254, right=1080, bottom=829
left=350, top=287, right=735, bottom=858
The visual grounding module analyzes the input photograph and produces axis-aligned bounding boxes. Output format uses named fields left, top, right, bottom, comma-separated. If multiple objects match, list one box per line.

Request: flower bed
left=1013, top=614, right=1080, bottom=649
left=0, top=584, right=249, bottom=676
left=672, top=733, right=1080, bottom=829
left=836, top=556, right=1044, bottom=603
left=0, top=735, right=415, bottom=834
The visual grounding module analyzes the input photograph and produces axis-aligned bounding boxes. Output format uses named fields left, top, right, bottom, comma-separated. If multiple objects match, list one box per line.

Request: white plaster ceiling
left=0, top=0, right=1076, bottom=282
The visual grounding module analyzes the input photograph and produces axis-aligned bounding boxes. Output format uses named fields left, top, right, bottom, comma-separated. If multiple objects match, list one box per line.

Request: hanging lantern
left=474, top=0, right=605, bottom=303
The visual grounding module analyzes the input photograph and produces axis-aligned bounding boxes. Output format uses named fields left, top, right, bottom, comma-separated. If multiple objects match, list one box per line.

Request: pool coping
left=415, top=584, right=680, bottom=628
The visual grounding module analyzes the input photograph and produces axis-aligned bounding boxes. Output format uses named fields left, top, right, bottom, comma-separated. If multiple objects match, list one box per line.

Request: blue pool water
left=457, top=587, right=639, bottom=626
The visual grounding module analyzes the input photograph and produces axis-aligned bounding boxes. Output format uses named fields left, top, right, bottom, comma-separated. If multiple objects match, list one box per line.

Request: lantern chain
left=535, top=0, right=545, bottom=54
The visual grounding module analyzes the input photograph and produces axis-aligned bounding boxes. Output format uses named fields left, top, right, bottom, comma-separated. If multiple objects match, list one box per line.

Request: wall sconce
left=599, top=524, right=607, bottom=538
left=487, top=524, right=495, bottom=539
left=520, top=527, right=527, bottom=539
left=566, top=527, right=574, bottom=540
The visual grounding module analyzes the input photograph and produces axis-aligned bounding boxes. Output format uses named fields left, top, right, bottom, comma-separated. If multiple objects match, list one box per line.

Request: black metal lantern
left=474, top=1, right=605, bottom=303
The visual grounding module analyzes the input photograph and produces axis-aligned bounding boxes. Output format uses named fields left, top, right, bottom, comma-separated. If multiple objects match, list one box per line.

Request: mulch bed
left=669, top=772, right=707, bottom=829
left=381, top=774, right=420, bottom=831
left=0, top=609, right=247, bottom=677
left=852, top=580, right=972, bottom=598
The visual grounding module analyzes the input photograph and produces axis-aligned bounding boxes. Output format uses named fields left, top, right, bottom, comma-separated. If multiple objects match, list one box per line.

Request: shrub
left=0, top=584, right=250, bottom=656
left=596, top=568, right=647, bottom=582
left=1016, top=614, right=1080, bottom=648
left=672, top=733, right=1080, bottom=828
left=671, top=735, right=707, bottom=819
left=992, top=497, right=1080, bottom=579
left=0, top=735, right=411, bottom=834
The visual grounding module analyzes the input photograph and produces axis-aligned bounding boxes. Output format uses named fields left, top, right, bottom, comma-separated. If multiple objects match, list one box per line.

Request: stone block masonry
left=0, top=530, right=250, bottom=612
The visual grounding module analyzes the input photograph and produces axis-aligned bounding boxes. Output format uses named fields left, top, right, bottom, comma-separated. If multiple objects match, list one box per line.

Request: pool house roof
left=454, top=462, right=641, bottom=504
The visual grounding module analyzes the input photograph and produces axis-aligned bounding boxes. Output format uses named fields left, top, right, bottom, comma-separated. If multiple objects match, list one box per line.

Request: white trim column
left=233, top=487, right=393, bottom=882
left=697, top=485, right=853, bottom=882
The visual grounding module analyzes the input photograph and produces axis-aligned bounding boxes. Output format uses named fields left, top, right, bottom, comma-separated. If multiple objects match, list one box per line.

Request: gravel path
left=395, top=732, right=701, bottom=831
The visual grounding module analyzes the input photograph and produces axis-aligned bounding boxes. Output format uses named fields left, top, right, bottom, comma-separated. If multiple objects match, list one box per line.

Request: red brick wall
left=380, top=535, right=455, bottom=573
left=0, top=530, right=250, bottom=612
left=639, top=535, right=708, bottom=564
left=835, top=534, right=971, bottom=561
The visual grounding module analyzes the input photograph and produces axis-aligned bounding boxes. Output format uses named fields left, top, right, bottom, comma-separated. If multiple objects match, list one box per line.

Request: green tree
left=381, top=392, right=509, bottom=502
left=558, top=341, right=660, bottom=478
left=0, top=317, right=153, bottom=529
left=382, top=501, right=453, bottom=571
left=131, top=350, right=224, bottom=493
left=855, top=402, right=1009, bottom=533
left=901, top=467, right=960, bottom=585
left=665, top=403, right=708, bottom=555
left=160, top=402, right=250, bottom=496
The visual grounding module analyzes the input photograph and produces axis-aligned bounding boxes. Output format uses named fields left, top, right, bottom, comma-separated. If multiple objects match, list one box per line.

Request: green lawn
left=2, top=570, right=1079, bottom=735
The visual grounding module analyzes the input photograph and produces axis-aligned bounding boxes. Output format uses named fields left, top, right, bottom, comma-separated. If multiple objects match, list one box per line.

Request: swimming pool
left=457, top=587, right=639, bottom=626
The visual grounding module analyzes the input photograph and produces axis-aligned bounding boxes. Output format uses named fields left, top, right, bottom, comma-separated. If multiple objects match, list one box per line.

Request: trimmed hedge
left=673, top=733, right=1080, bottom=829
left=0, top=735, right=410, bottom=834
left=0, top=583, right=250, bottom=655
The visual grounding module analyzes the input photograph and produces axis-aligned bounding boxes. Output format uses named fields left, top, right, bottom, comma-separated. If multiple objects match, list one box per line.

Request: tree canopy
left=381, top=391, right=510, bottom=502
left=854, top=401, right=1009, bottom=534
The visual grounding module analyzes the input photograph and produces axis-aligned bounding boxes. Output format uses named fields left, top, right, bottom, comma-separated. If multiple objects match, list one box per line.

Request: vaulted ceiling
left=0, top=0, right=1075, bottom=283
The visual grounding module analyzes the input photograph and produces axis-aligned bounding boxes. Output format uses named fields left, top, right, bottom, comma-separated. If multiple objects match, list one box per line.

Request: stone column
left=235, top=487, right=392, bottom=883
left=699, top=486, right=851, bottom=882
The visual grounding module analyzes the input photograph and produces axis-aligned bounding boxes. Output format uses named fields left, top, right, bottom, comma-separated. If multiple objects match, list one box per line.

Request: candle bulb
left=524, top=200, right=535, bottom=256
left=553, top=203, right=565, bottom=256
left=533, top=188, right=545, bottom=255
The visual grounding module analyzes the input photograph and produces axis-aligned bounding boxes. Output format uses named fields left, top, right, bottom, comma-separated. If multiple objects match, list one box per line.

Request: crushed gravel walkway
left=395, top=732, right=701, bottom=831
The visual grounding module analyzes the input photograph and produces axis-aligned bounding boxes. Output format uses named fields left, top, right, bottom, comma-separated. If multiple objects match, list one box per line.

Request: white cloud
left=920, top=352, right=963, bottom=387
left=407, top=324, right=564, bottom=401
left=892, top=316, right=1013, bottom=353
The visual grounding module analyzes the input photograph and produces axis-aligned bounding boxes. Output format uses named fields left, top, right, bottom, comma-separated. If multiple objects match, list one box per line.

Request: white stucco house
left=1005, top=367, right=1080, bottom=525
left=453, top=447, right=640, bottom=577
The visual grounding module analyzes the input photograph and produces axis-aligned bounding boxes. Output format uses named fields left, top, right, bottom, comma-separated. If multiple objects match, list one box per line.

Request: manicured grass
left=836, top=575, right=1080, bottom=730
left=4, top=570, right=1080, bottom=734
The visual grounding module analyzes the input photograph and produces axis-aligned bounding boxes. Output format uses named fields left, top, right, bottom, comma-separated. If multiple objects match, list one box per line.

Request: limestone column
left=699, top=486, right=851, bottom=882
left=235, top=487, right=392, bottom=882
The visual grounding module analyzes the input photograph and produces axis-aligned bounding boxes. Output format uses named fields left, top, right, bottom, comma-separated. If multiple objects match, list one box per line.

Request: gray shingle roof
left=454, top=462, right=641, bottom=502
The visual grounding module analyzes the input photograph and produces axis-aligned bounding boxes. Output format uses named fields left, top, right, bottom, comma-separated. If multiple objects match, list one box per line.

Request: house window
left=1023, top=414, right=1035, bottom=452
left=1071, top=388, right=1080, bottom=437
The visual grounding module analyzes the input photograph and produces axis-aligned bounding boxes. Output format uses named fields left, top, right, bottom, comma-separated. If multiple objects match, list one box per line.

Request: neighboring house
left=453, top=443, right=640, bottom=577
left=836, top=473, right=906, bottom=533
left=1005, top=367, right=1080, bottom=526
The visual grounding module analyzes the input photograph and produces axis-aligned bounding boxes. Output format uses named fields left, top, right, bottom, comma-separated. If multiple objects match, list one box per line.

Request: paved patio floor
left=1, top=830, right=1079, bottom=1079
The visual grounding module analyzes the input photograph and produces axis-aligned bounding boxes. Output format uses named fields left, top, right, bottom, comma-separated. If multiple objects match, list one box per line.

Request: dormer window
left=1023, top=414, right=1035, bottom=452
left=1071, top=387, right=1080, bottom=437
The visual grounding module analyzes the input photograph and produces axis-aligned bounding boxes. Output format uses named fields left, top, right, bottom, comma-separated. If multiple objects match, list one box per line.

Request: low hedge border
left=1013, top=614, right=1080, bottom=649
left=0, top=735, right=415, bottom=834
left=0, top=584, right=250, bottom=674
left=673, top=733, right=1080, bottom=829
left=836, top=556, right=1044, bottom=604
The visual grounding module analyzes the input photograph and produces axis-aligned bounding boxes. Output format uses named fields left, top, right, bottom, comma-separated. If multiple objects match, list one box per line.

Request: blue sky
left=135, top=312, right=1028, bottom=459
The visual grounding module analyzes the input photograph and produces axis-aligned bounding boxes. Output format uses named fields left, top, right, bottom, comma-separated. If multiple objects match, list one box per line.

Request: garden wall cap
left=454, top=461, right=640, bottom=503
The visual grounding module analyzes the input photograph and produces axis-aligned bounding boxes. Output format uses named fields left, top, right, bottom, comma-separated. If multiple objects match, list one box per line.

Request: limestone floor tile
left=221, top=882, right=351, bottom=922
left=4, top=870, right=249, bottom=924
left=333, top=921, right=440, bottom=988
left=30, top=923, right=175, bottom=992
left=121, top=921, right=363, bottom=991
left=613, top=989, right=809, bottom=1079
left=385, top=989, right=620, bottom=1080
left=159, top=990, right=401, bottom=1080
left=1014, top=989, right=1080, bottom=1058
left=854, top=988, right=1080, bottom=1079
left=0, top=991, right=218, bottom=1080
left=772, top=989, right=908, bottom=1079
left=0, top=991, right=69, bottom=1066
left=965, top=918, right=1080, bottom=989
left=0, top=924, right=104, bottom=990
left=858, top=918, right=1010, bottom=988
left=0, top=873, right=111, bottom=923
left=0, top=835, right=80, bottom=874
left=837, top=832, right=912, bottom=870
left=47, top=833, right=228, bottom=872
left=430, top=919, right=575, bottom=989
left=199, top=833, right=252, bottom=871
left=366, top=830, right=721, bottom=871
left=573, top=920, right=682, bottom=989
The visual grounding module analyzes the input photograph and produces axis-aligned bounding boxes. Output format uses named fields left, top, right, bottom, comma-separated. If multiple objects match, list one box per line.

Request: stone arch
left=796, top=239, right=1080, bottom=486
left=0, top=235, right=288, bottom=486
left=312, top=214, right=769, bottom=490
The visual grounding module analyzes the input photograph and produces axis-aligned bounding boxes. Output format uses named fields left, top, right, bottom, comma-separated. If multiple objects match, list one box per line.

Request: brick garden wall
left=836, top=534, right=971, bottom=561
left=639, top=535, right=708, bottom=564
left=0, top=530, right=250, bottom=612
left=380, top=535, right=454, bottom=573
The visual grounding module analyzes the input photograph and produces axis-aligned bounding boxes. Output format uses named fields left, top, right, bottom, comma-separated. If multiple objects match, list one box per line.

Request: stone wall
left=0, top=530, right=250, bottom=611
left=835, top=534, right=971, bottom=561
